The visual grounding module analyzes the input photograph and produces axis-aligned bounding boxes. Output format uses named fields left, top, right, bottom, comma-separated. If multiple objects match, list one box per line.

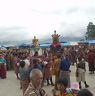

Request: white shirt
left=24, top=59, right=30, bottom=69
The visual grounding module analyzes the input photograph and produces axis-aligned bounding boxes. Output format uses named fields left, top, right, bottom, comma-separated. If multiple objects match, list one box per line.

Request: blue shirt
left=60, top=57, right=71, bottom=71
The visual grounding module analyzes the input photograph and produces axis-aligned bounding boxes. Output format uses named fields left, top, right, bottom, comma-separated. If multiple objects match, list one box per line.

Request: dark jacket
left=60, top=57, right=71, bottom=71
left=77, top=60, right=85, bottom=70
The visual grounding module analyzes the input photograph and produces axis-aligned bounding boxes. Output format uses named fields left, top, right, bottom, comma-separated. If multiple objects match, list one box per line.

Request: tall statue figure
left=52, top=30, right=61, bottom=48
left=52, top=30, right=60, bottom=43
left=32, top=36, right=39, bottom=48
left=50, top=30, right=61, bottom=54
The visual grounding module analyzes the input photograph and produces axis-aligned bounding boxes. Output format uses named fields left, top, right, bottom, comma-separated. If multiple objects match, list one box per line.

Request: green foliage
left=86, top=22, right=95, bottom=40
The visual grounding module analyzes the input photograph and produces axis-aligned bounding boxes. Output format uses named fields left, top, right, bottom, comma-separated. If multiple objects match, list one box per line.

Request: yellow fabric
left=52, top=58, right=60, bottom=75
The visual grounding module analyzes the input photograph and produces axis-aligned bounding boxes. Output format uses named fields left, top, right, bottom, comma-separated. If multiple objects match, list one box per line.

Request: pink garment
left=0, top=64, right=6, bottom=79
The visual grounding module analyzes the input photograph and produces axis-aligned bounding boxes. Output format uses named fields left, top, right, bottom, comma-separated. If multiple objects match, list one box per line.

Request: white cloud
left=0, top=0, right=95, bottom=41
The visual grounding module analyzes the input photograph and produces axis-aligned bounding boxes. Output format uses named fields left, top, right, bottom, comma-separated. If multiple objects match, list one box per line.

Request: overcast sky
left=0, top=0, right=95, bottom=41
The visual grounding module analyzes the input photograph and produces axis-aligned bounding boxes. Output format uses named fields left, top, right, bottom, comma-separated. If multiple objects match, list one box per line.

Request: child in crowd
left=43, top=59, right=54, bottom=86
left=53, top=78, right=79, bottom=96
left=0, top=54, right=7, bottom=79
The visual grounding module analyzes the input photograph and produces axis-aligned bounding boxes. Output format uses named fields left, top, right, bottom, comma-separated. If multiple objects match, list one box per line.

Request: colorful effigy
left=32, top=36, right=39, bottom=48
left=32, top=36, right=39, bottom=52
left=51, top=30, right=61, bottom=54
left=50, top=31, right=62, bottom=90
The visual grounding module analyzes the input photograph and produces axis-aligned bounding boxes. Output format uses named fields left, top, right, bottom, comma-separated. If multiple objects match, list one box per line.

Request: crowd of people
left=0, top=46, right=95, bottom=96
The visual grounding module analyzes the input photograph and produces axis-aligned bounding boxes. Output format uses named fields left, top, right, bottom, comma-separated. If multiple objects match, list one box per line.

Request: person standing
left=19, top=60, right=30, bottom=95
left=0, top=54, right=7, bottom=79
left=70, top=47, right=77, bottom=65
left=43, top=52, right=54, bottom=86
left=52, top=54, right=61, bottom=90
left=76, top=58, right=89, bottom=89
left=59, top=54, right=71, bottom=87
left=87, top=50, right=95, bottom=74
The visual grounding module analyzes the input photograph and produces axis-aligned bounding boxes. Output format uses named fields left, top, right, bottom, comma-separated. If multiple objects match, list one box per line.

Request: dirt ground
left=0, top=65, right=95, bottom=96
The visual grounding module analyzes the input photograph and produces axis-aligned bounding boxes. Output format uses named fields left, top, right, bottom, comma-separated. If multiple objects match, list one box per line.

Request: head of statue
left=54, top=30, right=56, bottom=34
left=34, top=36, right=36, bottom=38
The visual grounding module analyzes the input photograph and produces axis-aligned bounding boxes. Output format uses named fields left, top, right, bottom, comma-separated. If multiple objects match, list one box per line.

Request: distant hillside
left=40, top=36, right=84, bottom=44
left=0, top=36, right=83, bottom=45
left=0, top=40, right=31, bottom=46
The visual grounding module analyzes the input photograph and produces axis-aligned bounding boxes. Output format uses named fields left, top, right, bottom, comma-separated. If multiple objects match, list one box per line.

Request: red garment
left=0, top=65, right=6, bottom=79
left=87, top=51, right=95, bottom=64
left=87, top=51, right=95, bottom=71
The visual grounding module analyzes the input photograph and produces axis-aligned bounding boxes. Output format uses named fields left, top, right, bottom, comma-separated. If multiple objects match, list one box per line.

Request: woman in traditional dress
left=87, top=50, right=95, bottom=74
left=0, top=54, right=7, bottom=79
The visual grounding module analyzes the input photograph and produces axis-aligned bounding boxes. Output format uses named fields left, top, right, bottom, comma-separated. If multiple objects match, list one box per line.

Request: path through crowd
left=0, top=65, right=95, bottom=96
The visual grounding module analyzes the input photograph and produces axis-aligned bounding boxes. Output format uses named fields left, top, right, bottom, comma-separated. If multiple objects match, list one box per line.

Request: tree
left=85, top=22, right=95, bottom=40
